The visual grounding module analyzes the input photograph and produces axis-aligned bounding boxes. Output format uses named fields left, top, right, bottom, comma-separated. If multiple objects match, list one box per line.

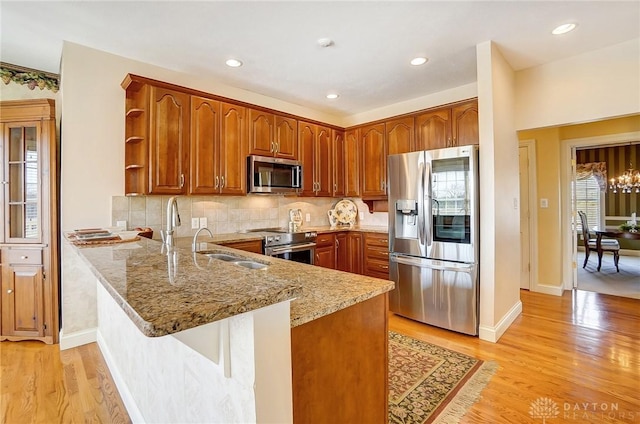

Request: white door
left=519, top=145, right=531, bottom=289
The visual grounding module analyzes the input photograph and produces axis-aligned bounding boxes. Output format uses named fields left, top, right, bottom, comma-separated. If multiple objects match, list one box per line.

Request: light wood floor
left=390, top=289, right=640, bottom=423
left=1, top=289, right=638, bottom=423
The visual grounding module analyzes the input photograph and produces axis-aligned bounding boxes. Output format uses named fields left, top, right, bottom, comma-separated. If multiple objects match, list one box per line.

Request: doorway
left=518, top=140, right=537, bottom=290
left=560, top=132, right=640, bottom=298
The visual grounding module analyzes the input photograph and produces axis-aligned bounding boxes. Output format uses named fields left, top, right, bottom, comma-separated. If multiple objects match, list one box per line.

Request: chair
left=577, top=211, right=620, bottom=272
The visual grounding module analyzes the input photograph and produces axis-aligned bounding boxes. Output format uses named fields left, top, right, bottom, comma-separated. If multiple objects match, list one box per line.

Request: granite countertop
left=69, top=234, right=393, bottom=337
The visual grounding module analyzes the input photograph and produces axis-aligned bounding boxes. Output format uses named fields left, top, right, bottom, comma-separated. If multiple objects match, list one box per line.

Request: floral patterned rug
left=388, top=331, right=498, bottom=424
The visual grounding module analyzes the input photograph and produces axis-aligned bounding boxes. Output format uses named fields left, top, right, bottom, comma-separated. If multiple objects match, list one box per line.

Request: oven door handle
left=268, top=242, right=316, bottom=255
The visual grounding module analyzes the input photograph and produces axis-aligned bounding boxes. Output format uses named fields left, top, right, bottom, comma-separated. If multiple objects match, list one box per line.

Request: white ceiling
left=1, top=1, right=639, bottom=116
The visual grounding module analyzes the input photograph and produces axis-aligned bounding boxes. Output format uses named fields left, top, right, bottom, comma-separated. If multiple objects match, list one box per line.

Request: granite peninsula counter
left=64, top=233, right=393, bottom=423
left=69, top=234, right=393, bottom=335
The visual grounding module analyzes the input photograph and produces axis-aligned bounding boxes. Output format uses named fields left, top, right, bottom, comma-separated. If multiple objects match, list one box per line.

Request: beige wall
left=515, top=39, right=640, bottom=130
left=518, top=115, right=640, bottom=288
left=476, top=41, right=522, bottom=342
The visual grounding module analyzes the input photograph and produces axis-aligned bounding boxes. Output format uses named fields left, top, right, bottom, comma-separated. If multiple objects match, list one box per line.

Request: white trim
left=96, top=330, right=146, bottom=424
left=519, top=139, right=539, bottom=293
left=59, top=327, right=97, bottom=351
left=560, top=131, right=640, bottom=291
left=531, top=284, right=564, bottom=297
left=478, top=300, right=523, bottom=343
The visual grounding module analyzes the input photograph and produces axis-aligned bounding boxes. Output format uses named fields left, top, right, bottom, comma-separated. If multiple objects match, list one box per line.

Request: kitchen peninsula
left=66, top=234, right=393, bottom=423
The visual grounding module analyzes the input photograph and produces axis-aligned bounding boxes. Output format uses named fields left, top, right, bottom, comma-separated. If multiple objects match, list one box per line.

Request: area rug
left=388, top=331, right=498, bottom=424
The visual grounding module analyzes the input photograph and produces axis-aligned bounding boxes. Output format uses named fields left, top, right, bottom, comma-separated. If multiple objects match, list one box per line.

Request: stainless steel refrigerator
left=388, top=145, right=479, bottom=335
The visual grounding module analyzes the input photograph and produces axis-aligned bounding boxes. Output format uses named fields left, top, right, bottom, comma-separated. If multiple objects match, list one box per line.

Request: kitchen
left=1, top=1, right=639, bottom=423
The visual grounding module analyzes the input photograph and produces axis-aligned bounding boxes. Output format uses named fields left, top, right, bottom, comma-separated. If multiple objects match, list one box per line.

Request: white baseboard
left=478, top=300, right=523, bottom=343
left=96, top=331, right=146, bottom=423
left=532, top=284, right=564, bottom=296
left=59, top=328, right=97, bottom=351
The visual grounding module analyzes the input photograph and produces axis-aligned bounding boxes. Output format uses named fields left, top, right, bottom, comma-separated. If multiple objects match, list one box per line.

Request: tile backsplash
left=112, top=195, right=388, bottom=239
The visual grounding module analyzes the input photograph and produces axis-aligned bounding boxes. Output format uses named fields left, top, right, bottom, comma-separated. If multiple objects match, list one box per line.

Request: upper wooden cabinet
left=344, top=128, right=360, bottom=197
left=299, top=121, right=333, bottom=197
left=385, top=117, right=414, bottom=155
left=415, top=108, right=450, bottom=151
left=451, top=100, right=479, bottom=147
left=190, top=97, right=246, bottom=195
left=414, top=99, right=478, bottom=150
left=360, top=123, right=387, bottom=198
left=332, top=130, right=346, bottom=198
left=248, top=109, right=298, bottom=160
left=149, top=86, right=190, bottom=194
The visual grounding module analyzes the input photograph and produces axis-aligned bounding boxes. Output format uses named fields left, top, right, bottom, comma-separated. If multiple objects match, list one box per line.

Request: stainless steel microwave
left=247, top=155, right=302, bottom=194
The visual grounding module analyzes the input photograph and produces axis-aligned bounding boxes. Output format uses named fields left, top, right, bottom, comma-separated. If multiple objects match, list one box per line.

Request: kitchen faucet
left=163, top=196, right=181, bottom=248
left=192, top=227, right=213, bottom=252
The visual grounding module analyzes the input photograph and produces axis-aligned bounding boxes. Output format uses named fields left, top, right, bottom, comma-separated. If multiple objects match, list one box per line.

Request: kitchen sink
left=232, top=260, right=268, bottom=270
left=205, top=253, right=241, bottom=262
left=200, top=251, right=269, bottom=270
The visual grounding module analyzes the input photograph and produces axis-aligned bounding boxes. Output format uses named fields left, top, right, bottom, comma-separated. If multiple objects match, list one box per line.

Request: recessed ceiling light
left=410, top=57, right=428, bottom=66
left=317, top=38, right=334, bottom=48
left=552, top=23, right=577, bottom=35
left=225, top=59, right=243, bottom=68
left=326, top=93, right=339, bottom=100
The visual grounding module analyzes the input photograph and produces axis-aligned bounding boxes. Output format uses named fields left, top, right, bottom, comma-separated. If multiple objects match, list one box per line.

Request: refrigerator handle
left=425, top=161, right=432, bottom=247
left=391, top=254, right=474, bottom=273
left=418, top=160, right=425, bottom=245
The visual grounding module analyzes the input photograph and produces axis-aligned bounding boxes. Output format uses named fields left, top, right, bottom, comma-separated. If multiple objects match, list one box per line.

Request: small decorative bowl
left=118, top=231, right=140, bottom=241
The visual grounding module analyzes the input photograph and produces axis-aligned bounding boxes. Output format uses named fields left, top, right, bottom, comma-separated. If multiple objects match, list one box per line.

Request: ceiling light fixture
left=225, top=59, right=243, bottom=68
left=410, top=57, right=428, bottom=66
left=609, top=145, right=640, bottom=194
left=552, top=23, right=577, bottom=35
left=326, top=93, right=339, bottom=100
left=317, top=38, right=334, bottom=48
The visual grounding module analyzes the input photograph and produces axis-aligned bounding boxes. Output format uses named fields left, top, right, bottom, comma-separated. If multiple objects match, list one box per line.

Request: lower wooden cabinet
left=314, top=233, right=336, bottom=269
left=217, top=239, right=263, bottom=254
left=1, top=247, right=48, bottom=341
left=291, top=293, right=388, bottom=423
left=363, top=232, right=390, bottom=279
left=347, top=232, right=363, bottom=274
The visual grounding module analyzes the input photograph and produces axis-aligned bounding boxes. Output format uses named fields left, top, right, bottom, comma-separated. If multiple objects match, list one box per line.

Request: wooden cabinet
left=314, top=233, right=336, bottom=269
left=335, top=232, right=349, bottom=272
left=344, top=128, right=361, bottom=197
left=0, top=99, right=58, bottom=344
left=149, top=86, right=190, bottom=194
left=217, top=239, right=263, bottom=254
left=190, top=97, right=246, bottom=195
left=1, top=247, right=45, bottom=339
left=299, top=121, right=333, bottom=197
left=332, top=130, right=346, bottom=197
left=385, top=117, right=414, bottom=155
left=361, top=123, right=387, bottom=198
left=415, top=100, right=478, bottom=150
left=291, top=293, right=388, bottom=424
left=122, top=76, right=190, bottom=195
left=451, top=100, right=479, bottom=146
left=347, top=232, right=363, bottom=274
left=248, top=109, right=298, bottom=160
left=363, top=232, right=390, bottom=280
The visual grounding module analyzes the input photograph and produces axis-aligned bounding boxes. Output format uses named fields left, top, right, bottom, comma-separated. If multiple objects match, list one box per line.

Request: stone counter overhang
left=69, top=229, right=393, bottom=337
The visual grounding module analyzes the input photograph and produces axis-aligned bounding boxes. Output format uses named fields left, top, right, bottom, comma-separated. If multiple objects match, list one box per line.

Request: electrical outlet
left=359, top=212, right=364, bottom=221
left=191, top=218, right=200, bottom=229
left=116, top=220, right=127, bottom=229
left=305, top=213, right=311, bottom=222
left=199, top=217, right=207, bottom=228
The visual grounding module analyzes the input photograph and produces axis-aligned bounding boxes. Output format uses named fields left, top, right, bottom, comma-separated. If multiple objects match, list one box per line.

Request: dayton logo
left=529, top=397, right=560, bottom=423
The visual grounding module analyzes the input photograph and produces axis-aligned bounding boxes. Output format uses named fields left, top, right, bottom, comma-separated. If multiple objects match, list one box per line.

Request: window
left=574, top=175, right=602, bottom=232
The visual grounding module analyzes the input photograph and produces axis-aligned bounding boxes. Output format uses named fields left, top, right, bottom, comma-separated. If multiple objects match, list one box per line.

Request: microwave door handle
left=293, top=166, right=302, bottom=188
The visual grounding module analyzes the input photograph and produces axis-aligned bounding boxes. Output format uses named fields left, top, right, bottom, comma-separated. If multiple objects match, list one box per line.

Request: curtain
left=576, top=162, right=607, bottom=191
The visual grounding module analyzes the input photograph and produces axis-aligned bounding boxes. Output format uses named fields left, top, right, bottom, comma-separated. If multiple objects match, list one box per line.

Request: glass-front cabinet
left=4, top=122, right=42, bottom=243
left=0, top=99, right=58, bottom=345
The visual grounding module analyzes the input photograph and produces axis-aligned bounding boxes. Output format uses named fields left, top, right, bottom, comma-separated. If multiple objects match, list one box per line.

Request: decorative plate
left=332, top=199, right=358, bottom=225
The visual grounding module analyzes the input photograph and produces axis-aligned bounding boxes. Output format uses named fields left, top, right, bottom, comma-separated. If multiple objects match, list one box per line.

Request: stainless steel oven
left=262, top=230, right=317, bottom=265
